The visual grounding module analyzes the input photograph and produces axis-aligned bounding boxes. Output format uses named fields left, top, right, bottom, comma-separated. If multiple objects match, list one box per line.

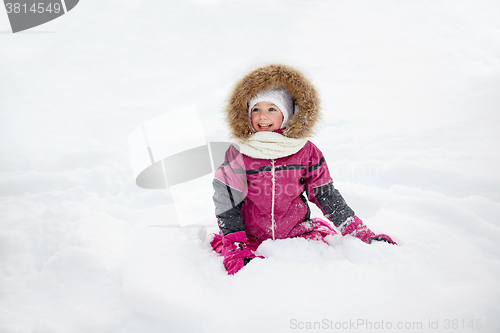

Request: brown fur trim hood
left=225, top=64, right=321, bottom=140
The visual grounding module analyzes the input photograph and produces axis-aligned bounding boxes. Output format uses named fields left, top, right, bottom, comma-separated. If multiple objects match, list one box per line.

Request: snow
left=1, top=0, right=500, bottom=332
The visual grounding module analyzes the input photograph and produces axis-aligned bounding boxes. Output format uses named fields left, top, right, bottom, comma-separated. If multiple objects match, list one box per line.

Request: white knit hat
left=248, top=87, right=294, bottom=130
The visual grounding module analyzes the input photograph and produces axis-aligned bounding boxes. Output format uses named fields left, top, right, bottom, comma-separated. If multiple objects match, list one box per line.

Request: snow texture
left=1, top=0, right=500, bottom=332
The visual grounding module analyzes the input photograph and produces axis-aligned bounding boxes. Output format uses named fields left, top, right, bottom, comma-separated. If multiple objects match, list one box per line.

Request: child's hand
left=341, top=216, right=397, bottom=245
left=221, top=231, right=262, bottom=274
left=368, top=234, right=397, bottom=244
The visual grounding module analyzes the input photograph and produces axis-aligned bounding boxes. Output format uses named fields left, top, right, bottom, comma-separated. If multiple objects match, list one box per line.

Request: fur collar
left=225, top=64, right=321, bottom=141
left=234, top=131, right=308, bottom=160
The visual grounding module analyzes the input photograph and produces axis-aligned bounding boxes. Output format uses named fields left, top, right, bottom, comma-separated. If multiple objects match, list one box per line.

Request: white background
left=1, top=1, right=499, bottom=332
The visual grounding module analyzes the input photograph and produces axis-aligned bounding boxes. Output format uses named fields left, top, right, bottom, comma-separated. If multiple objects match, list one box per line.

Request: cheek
left=250, top=114, right=258, bottom=128
left=275, top=114, right=284, bottom=124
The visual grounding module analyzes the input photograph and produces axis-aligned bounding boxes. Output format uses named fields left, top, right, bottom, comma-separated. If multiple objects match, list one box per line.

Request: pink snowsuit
left=211, top=64, right=396, bottom=274
left=213, top=140, right=351, bottom=243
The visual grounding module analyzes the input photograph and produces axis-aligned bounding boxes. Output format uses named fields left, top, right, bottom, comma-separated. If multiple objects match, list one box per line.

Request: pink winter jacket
left=212, top=64, right=396, bottom=261
left=212, top=64, right=354, bottom=243
left=213, top=140, right=354, bottom=243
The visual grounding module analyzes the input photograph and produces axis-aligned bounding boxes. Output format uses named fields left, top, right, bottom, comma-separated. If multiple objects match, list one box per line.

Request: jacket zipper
left=271, top=159, right=276, bottom=240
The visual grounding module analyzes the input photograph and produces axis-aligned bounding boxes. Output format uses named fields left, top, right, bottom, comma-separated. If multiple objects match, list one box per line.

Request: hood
left=225, top=64, right=321, bottom=140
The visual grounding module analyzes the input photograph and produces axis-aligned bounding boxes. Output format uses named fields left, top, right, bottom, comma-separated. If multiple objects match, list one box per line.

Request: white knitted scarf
left=234, top=131, right=308, bottom=159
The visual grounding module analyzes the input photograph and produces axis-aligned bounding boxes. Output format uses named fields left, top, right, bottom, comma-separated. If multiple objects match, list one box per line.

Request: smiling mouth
left=258, top=124, right=272, bottom=128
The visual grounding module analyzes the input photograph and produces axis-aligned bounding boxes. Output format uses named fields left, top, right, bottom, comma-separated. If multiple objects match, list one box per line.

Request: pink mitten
left=341, top=216, right=397, bottom=245
left=221, top=231, right=261, bottom=275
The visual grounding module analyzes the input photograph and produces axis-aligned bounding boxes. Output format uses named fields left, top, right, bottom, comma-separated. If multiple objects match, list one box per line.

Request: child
left=211, top=64, right=396, bottom=275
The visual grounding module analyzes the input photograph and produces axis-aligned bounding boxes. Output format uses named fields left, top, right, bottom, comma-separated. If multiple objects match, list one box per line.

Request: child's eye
left=269, top=108, right=276, bottom=111
left=252, top=108, right=260, bottom=112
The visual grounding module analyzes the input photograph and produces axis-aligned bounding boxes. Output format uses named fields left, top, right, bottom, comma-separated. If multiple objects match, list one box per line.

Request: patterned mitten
left=341, top=216, right=397, bottom=245
left=221, top=231, right=261, bottom=274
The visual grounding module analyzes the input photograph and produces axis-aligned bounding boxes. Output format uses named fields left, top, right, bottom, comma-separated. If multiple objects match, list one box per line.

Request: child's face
left=250, top=102, right=284, bottom=132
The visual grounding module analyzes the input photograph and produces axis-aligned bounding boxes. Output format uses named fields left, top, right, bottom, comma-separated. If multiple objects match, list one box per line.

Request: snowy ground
left=1, top=1, right=500, bottom=332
